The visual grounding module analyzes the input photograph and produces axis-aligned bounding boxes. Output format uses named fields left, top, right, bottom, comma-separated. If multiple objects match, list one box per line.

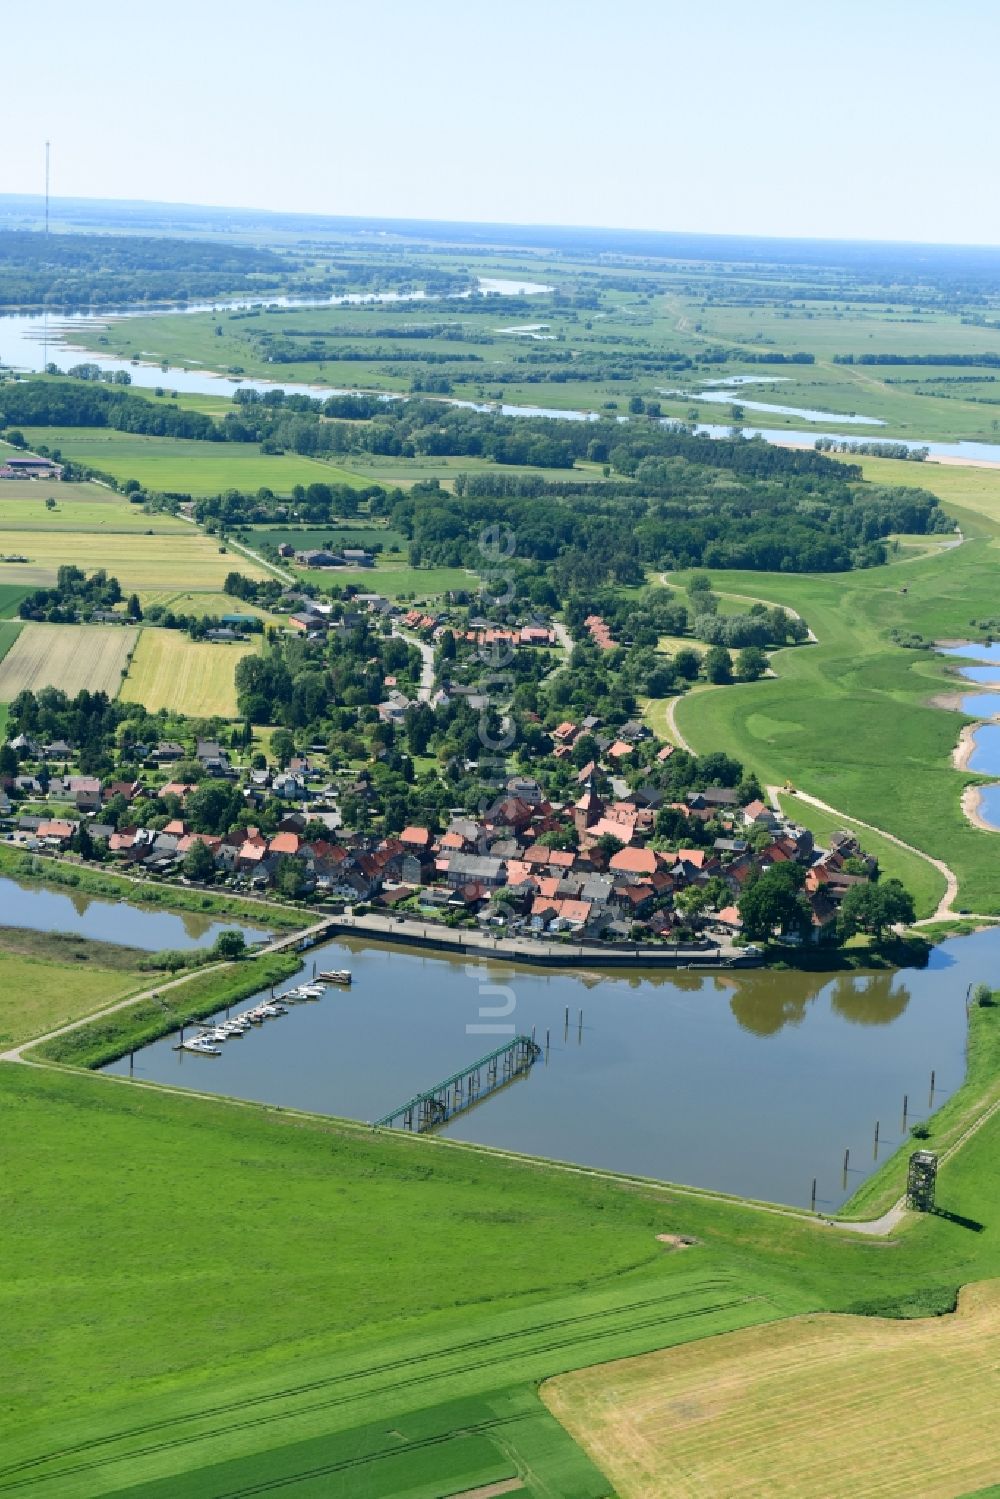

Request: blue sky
left=6, top=0, right=999, bottom=246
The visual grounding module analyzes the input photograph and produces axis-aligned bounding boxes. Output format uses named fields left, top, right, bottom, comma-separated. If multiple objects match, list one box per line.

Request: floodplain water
left=0, top=874, right=270, bottom=951
left=103, top=925, right=989, bottom=1211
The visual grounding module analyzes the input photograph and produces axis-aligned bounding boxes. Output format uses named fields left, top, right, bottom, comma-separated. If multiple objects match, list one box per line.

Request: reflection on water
left=0, top=875, right=270, bottom=951
left=104, top=924, right=991, bottom=1209
left=727, top=968, right=911, bottom=1035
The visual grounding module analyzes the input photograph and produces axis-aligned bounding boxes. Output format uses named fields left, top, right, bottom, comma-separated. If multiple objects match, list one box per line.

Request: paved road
left=392, top=626, right=435, bottom=701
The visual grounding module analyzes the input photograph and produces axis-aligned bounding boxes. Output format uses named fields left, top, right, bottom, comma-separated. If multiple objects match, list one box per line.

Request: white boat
left=299, top=984, right=325, bottom=998
left=181, top=1038, right=221, bottom=1056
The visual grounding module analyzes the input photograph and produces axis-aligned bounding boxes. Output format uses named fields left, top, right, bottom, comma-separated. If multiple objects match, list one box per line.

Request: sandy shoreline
left=953, top=724, right=978, bottom=770
left=928, top=455, right=1000, bottom=472
left=963, top=784, right=999, bottom=832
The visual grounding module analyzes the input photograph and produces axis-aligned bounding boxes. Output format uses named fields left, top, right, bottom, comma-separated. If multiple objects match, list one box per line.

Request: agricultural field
left=543, top=1281, right=1000, bottom=1498
left=0, top=479, right=190, bottom=533
left=120, top=628, right=259, bottom=717
left=16, top=427, right=367, bottom=497
left=0, top=621, right=136, bottom=699
left=0, top=527, right=268, bottom=593
left=243, top=523, right=408, bottom=552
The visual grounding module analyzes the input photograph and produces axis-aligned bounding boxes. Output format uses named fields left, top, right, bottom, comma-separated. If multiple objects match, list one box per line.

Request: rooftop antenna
left=42, top=141, right=50, bottom=373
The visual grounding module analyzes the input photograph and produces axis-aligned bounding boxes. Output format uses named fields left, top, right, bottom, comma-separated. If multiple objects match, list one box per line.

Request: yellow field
left=0, top=530, right=268, bottom=594
left=543, top=1280, right=1000, bottom=1499
left=120, top=628, right=259, bottom=717
left=0, top=622, right=137, bottom=699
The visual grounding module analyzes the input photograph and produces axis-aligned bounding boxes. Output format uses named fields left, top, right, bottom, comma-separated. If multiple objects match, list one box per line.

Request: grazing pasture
left=543, top=1280, right=1000, bottom=1499
left=16, top=427, right=367, bottom=496
left=0, top=622, right=136, bottom=698
left=0, top=479, right=190, bottom=533
left=0, top=528, right=268, bottom=593
left=120, top=628, right=259, bottom=717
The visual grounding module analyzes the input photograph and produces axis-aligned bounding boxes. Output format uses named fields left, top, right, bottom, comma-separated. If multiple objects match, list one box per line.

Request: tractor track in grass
left=0, top=1283, right=752, bottom=1490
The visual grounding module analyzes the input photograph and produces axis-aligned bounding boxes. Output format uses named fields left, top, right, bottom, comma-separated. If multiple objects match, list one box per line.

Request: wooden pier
left=373, top=1034, right=542, bottom=1133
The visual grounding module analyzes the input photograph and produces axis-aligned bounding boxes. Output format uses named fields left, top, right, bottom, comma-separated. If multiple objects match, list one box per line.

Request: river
left=937, top=643, right=1000, bottom=830
left=7, top=289, right=1000, bottom=461
left=0, top=873, right=270, bottom=951
left=102, top=924, right=987, bottom=1211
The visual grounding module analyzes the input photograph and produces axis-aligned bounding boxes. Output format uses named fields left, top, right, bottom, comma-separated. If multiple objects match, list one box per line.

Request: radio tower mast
left=42, top=141, right=51, bottom=373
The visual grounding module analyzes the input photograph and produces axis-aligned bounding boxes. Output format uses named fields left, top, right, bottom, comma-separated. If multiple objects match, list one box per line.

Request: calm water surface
left=0, top=875, right=270, bottom=951
left=104, top=927, right=990, bottom=1210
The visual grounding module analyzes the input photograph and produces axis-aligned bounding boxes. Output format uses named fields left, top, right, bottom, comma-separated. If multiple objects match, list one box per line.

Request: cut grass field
left=0, top=621, right=136, bottom=699
left=0, top=527, right=268, bottom=593
left=120, top=628, right=260, bottom=717
left=0, top=940, right=145, bottom=1049
left=543, top=1279, right=1000, bottom=1499
left=17, top=427, right=367, bottom=497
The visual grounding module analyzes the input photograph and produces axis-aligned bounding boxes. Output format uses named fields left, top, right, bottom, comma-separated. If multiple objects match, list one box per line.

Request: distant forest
left=0, top=231, right=288, bottom=308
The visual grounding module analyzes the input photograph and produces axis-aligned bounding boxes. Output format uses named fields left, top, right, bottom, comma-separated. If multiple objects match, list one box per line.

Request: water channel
left=937, top=643, right=1000, bottom=830
left=0, top=873, right=270, bottom=951
left=102, top=924, right=990, bottom=1212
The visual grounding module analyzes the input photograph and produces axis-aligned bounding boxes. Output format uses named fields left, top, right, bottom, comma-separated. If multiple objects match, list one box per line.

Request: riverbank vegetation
left=0, top=845, right=300, bottom=929
left=31, top=948, right=300, bottom=1067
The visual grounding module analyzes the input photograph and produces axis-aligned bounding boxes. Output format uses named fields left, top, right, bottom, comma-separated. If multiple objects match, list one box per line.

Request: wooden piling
left=843, top=1148, right=850, bottom=1172
left=811, top=1178, right=817, bottom=1212
left=903, top=1093, right=909, bottom=1128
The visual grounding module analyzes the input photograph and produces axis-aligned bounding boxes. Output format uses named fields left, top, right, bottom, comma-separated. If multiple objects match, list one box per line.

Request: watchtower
left=906, top=1150, right=938, bottom=1212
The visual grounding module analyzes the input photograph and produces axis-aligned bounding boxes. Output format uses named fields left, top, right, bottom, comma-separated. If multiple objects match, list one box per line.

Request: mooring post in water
left=903, top=1093, right=909, bottom=1129
left=531, top=1025, right=536, bottom=1045
left=843, top=1148, right=850, bottom=1175
left=811, top=1178, right=817, bottom=1213
left=129, top=1050, right=134, bottom=1074
left=545, top=1029, right=550, bottom=1051
left=930, top=1069, right=936, bottom=1103
left=179, top=1025, right=184, bottom=1044
left=874, top=1120, right=880, bottom=1157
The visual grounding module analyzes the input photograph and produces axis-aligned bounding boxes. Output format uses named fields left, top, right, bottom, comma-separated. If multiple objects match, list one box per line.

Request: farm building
left=1, top=455, right=63, bottom=480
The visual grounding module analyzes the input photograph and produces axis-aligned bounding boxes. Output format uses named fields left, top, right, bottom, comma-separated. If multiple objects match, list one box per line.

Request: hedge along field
left=0, top=527, right=269, bottom=593
left=16, top=427, right=367, bottom=497
left=0, top=622, right=137, bottom=699
left=120, top=629, right=261, bottom=718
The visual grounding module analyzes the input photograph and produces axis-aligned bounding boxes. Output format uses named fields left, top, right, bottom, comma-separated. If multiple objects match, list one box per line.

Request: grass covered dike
left=31, top=949, right=301, bottom=1068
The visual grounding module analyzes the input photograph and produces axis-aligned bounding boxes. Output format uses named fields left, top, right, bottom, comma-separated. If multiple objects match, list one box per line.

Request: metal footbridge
left=373, top=1034, right=542, bottom=1133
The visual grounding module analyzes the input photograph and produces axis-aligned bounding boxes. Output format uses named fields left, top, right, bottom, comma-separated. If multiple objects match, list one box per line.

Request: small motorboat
left=319, top=969, right=352, bottom=986
left=181, top=1038, right=221, bottom=1056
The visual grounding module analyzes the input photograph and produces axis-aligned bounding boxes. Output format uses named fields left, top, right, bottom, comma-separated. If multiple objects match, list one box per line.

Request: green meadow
left=16, top=428, right=366, bottom=496
left=670, top=466, right=1000, bottom=913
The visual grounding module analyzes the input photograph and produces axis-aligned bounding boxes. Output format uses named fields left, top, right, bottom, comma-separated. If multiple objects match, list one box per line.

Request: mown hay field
left=120, top=628, right=259, bottom=717
left=0, top=622, right=137, bottom=699
left=0, top=528, right=268, bottom=593
left=543, top=1279, right=1000, bottom=1499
